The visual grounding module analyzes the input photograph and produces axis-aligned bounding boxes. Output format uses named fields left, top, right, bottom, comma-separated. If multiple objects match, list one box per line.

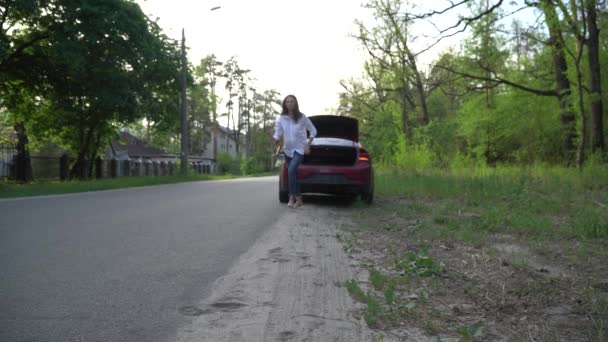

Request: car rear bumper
left=298, top=173, right=367, bottom=194
left=280, top=162, right=372, bottom=195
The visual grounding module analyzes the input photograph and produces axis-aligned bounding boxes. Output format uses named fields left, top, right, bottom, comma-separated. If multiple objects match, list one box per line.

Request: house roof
left=216, top=125, right=240, bottom=140
left=108, top=132, right=175, bottom=159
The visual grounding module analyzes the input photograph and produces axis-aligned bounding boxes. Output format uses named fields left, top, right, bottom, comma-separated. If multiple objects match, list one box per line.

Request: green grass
left=0, top=173, right=265, bottom=198
left=340, top=165, right=608, bottom=338
left=343, top=279, right=369, bottom=303
left=374, top=164, right=608, bottom=242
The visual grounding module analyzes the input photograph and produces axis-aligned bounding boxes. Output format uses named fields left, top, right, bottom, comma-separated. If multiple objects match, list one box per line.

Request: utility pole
left=210, top=5, right=222, bottom=171
left=180, top=28, right=188, bottom=176
left=212, top=78, right=218, bottom=166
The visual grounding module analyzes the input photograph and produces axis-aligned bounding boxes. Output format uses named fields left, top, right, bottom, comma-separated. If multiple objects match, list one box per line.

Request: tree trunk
left=71, top=124, right=95, bottom=180
left=575, top=38, right=587, bottom=168
left=180, top=29, right=188, bottom=176
left=13, top=122, right=33, bottom=183
left=541, top=0, right=577, bottom=164
left=88, top=129, right=103, bottom=178
left=398, top=87, right=412, bottom=142
left=212, top=80, right=218, bottom=161
left=586, top=0, right=604, bottom=153
left=407, top=52, right=430, bottom=125
left=246, top=100, right=251, bottom=158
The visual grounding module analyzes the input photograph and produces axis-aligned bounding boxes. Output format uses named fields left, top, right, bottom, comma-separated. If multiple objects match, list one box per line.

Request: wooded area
left=340, top=0, right=607, bottom=169
left=1, top=0, right=607, bottom=182
left=0, top=0, right=281, bottom=180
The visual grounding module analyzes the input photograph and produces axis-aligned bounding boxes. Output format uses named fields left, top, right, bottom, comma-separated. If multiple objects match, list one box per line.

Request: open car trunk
left=302, top=116, right=359, bottom=166
left=302, top=144, right=358, bottom=166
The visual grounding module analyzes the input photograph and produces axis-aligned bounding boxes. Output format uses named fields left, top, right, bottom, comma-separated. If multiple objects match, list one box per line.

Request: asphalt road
left=0, top=176, right=282, bottom=342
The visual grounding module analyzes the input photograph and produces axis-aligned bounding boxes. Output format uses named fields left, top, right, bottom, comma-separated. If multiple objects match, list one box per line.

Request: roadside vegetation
left=339, top=165, right=608, bottom=341
left=0, top=171, right=274, bottom=199
left=335, top=0, right=608, bottom=338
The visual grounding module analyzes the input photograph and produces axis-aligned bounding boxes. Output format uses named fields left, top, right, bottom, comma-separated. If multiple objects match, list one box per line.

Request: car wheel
left=361, top=174, right=374, bottom=204
left=360, top=191, right=373, bottom=204
left=279, top=190, right=289, bottom=203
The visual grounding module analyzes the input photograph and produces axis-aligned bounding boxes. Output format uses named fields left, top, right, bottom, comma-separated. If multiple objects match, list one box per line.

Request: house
left=189, top=125, right=240, bottom=174
left=108, top=126, right=240, bottom=174
left=198, top=125, right=239, bottom=160
left=107, top=131, right=176, bottom=162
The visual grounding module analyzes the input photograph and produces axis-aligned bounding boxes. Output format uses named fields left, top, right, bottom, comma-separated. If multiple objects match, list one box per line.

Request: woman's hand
left=304, top=143, right=311, bottom=155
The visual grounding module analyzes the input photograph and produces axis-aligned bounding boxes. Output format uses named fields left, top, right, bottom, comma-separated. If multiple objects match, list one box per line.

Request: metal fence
left=0, top=143, right=16, bottom=181
left=1, top=151, right=216, bottom=182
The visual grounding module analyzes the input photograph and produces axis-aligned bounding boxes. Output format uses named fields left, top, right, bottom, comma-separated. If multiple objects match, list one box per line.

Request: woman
left=272, top=94, right=317, bottom=208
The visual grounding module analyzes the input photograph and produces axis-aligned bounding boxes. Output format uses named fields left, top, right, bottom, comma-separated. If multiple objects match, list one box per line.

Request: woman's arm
left=272, top=117, right=283, bottom=148
left=305, top=116, right=317, bottom=145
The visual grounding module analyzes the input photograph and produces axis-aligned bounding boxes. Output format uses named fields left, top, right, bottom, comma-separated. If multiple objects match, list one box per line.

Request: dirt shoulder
left=336, top=196, right=608, bottom=342
left=169, top=203, right=427, bottom=342
left=167, top=195, right=607, bottom=342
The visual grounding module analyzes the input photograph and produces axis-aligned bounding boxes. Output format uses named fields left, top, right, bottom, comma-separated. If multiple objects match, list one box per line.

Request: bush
left=216, top=153, right=241, bottom=175
left=240, top=157, right=266, bottom=175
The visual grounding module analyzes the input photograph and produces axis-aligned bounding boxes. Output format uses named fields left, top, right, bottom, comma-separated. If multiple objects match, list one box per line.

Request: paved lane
left=0, top=176, right=281, bottom=342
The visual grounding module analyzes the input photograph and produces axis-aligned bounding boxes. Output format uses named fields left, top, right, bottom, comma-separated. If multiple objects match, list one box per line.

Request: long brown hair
left=281, top=94, right=302, bottom=122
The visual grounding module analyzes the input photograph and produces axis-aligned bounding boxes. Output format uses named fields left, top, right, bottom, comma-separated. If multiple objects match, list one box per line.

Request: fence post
left=60, top=153, right=69, bottom=181
left=152, top=161, right=159, bottom=176
left=168, top=161, right=174, bottom=176
left=13, top=122, right=33, bottom=182
left=110, top=158, right=118, bottom=178
left=79, top=158, right=89, bottom=180
left=95, top=156, right=103, bottom=179
left=133, top=160, right=141, bottom=176
left=124, top=159, right=131, bottom=177
left=144, top=160, right=152, bottom=176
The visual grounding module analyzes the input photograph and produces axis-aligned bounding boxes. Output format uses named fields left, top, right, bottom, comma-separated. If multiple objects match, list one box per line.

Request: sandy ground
left=168, top=204, right=420, bottom=342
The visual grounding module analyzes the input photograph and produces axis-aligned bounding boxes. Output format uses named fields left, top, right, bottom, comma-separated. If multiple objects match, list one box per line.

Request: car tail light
left=359, top=151, right=370, bottom=162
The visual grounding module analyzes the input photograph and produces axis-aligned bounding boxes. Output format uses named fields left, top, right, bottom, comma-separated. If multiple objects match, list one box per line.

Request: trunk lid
left=303, top=116, right=360, bottom=166
left=309, top=115, right=358, bottom=142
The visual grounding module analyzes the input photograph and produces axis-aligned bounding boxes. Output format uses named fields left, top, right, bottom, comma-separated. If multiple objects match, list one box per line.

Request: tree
left=196, top=54, right=223, bottom=160
left=424, top=0, right=584, bottom=164
left=584, top=0, right=604, bottom=153
left=459, top=0, right=510, bottom=164
left=188, top=79, right=212, bottom=156
left=354, top=0, right=435, bottom=142
left=541, top=0, right=605, bottom=165
left=220, top=56, right=251, bottom=156
left=1, top=0, right=182, bottom=178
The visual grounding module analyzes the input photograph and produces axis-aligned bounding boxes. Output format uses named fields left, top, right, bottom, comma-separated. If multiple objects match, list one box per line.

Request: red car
left=278, top=115, right=374, bottom=204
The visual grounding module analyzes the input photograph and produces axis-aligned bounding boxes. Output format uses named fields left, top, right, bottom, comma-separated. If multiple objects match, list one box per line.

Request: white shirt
left=273, top=113, right=317, bottom=158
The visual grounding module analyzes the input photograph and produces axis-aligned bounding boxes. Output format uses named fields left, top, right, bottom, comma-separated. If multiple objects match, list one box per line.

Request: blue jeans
left=285, top=152, right=304, bottom=197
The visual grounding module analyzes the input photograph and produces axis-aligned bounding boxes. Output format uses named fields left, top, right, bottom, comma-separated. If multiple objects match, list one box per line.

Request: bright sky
left=135, top=0, right=372, bottom=116
left=134, top=0, right=539, bottom=119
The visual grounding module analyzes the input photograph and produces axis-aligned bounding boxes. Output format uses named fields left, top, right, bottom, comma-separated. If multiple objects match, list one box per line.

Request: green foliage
left=395, top=250, right=442, bottom=276
left=375, top=165, right=608, bottom=242
left=384, top=284, right=395, bottom=305
left=216, top=153, right=241, bottom=175
left=343, top=279, right=369, bottom=303
left=341, top=0, right=608, bottom=169
left=574, top=206, right=608, bottom=239
left=364, top=295, right=384, bottom=328
left=369, top=269, right=389, bottom=291
left=0, top=174, right=238, bottom=198
left=457, top=321, right=484, bottom=342
left=240, top=157, right=266, bottom=175
left=457, top=91, right=562, bottom=164
left=1, top=0, right=182, bottom=174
